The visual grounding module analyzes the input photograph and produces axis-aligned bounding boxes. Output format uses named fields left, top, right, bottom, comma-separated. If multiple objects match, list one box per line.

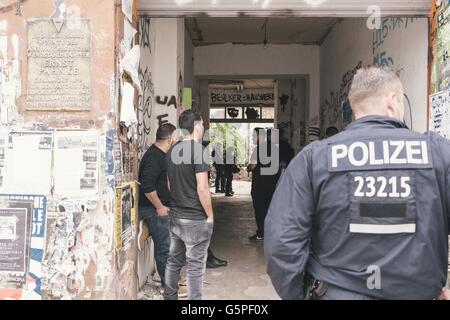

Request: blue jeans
left=164, top=217, right=213, bottom=300
left=139, top=206, right=170, bottom=286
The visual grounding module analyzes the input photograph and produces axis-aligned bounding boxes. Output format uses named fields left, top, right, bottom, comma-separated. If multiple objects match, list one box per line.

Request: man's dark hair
left=156, top=123, right=176, bottom=141
left=179, top=110, right=202, bottom=134
left=326, top=126, right=339, bottom=137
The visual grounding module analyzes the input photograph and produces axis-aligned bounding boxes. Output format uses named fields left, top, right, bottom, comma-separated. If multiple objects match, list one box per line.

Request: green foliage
left=210, top=123, right=247, bottom=166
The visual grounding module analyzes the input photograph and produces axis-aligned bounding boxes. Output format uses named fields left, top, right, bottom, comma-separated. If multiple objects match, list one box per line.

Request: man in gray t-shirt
left=164, top=110, right=214, bottom=301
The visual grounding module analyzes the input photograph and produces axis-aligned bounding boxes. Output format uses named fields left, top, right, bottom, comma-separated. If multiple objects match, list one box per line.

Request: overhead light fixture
left=261, top=19, right=268, bottom=49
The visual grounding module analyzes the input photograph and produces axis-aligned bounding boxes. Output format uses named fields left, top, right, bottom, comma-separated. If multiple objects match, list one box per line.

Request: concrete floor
left=138, top=180, right=280, bottom=300
left=204, top=181, right=279, bottom=300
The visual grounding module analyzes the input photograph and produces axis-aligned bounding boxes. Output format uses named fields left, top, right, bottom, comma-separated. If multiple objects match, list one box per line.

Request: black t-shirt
left=251, top=142, right=280, bottom=187
left=167, top=140, right=211, bottom=220
left=138, top=145, right=171, bottom=208
left=279, top=138, right=295, bottom=165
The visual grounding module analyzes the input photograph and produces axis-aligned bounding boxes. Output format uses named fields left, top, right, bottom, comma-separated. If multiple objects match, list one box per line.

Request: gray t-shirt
left=167, top=140, right=211, bottom=220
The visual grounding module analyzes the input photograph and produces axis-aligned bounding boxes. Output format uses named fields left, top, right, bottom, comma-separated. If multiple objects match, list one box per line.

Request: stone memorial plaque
left=26, top=19, right=91, bottom=111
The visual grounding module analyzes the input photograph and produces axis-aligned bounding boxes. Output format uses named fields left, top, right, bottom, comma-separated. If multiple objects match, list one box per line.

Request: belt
left=305, top=273, right=378, bottom=300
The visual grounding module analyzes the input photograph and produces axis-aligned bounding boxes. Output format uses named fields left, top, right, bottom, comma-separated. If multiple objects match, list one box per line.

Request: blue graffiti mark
left=373, top=51, right=394, bottom=67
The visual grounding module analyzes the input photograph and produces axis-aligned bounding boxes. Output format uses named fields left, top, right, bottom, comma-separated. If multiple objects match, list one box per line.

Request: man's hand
left=436, top=288, right=450, bottom=300
left=156, top=205, right=170, bottom=217
left=206, top=216, right=214, bottom=225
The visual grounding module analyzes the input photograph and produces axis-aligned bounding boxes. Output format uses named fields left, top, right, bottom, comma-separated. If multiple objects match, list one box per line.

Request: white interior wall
left=320, top=18, right=428, bottom=133
left=194, top=43, right=320, bottom=123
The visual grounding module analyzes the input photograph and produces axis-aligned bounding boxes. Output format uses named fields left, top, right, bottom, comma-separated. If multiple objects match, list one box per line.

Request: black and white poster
left=0, top=200, right=33, bottom=290
left=430, top=89, right=450, bottom=139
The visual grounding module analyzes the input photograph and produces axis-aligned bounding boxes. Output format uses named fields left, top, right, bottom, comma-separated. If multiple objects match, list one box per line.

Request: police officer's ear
left=386, top=91, right=402, bottom=120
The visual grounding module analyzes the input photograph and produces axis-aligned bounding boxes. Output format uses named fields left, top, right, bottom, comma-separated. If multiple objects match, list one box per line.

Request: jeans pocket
left=204, top=222, right=214, bottom=238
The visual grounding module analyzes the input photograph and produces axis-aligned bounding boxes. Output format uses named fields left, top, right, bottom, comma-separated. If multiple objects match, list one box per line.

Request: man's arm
left=194, top=143, right=213, bottom=223
left=264, top=146, right=315, bottom=300
left=141, top=159, right=169, bottom=216
left=196, top=172, right=214, bottom=223
left=247, top=148, right=258, bottom=172
left=145, top=191, right=169, bottom=216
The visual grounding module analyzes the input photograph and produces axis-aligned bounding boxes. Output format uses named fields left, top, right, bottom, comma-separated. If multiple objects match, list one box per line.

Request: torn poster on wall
left=429, top=89, right=450, bottom=138
left=122, top=18, right=137, bottom=56
left=53, top=130, right=99, bottom=198
left=122, top=0, right=133, bottom=23
left=120, top=81, right=138, bottom=127
left=4, top=131, right=53, bottom=195
left=0, top=200, right=32, bottom=300
left=0, top=194, right=47, bottom=300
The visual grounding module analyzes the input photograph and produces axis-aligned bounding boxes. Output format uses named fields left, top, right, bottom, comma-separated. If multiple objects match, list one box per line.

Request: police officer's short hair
left=156, top=123, right=176, bottom=141
left=349, top=66, right=403, bottom=108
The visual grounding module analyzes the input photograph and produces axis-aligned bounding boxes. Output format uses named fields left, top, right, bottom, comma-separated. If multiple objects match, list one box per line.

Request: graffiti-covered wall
left=137, top=18, right=186, bottom=158
left=320, top=17, right=428, bottom=134
left=0, top=0, right=139, bottom=300
left=138, top=16, right=156, bottom=157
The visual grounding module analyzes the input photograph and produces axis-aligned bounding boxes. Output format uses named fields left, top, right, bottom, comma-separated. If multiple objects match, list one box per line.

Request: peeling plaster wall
left=0, top=0, right=139, bottom=300
left=320, top=18, right=428, bottom=134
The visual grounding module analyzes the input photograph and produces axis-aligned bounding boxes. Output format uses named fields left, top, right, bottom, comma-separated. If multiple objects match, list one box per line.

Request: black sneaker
left=249, top=234, right=264, bottom=241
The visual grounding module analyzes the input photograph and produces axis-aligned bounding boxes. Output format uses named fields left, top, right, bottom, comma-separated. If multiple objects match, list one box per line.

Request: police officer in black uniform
left=265, top=66, right=450, bottom=300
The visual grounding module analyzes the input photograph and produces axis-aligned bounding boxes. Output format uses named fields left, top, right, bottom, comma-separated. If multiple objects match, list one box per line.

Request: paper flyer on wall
left=0, top=195, right=44, bottom=300
left=3, top=131, right=53, bottom=195
left=53, top=130, right=99, bottom=198
left=429, top=89, right=450, bottom=138
left=0, top=201, right=32, bottom=292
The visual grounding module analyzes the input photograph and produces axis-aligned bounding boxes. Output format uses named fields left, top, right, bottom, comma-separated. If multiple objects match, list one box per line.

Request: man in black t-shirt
left=247, top=128, right=281, bottom=241
left=138, top=123, right=177, bottom=291
left=164, top=110, right=214, bottom=300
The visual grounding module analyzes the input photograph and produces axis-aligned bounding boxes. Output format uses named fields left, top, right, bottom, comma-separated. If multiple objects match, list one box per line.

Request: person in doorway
left=164, top=110, right=214, bottom=300
left=265, top=66, right=450, bottom=300
left=212, top=143, right=225, bottom=193
left=247, top=128, right=280, bottom=241
left=325, top=126, right=339, bottom=139
left=278, top=127, right=295, bottom=169
left=224, top=146, right=236, bottom=197
left=138, top=123, right=187, bottom=298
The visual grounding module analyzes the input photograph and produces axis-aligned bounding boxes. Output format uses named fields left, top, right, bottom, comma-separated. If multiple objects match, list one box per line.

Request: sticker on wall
left=0, top=194, right=47, bottom=300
